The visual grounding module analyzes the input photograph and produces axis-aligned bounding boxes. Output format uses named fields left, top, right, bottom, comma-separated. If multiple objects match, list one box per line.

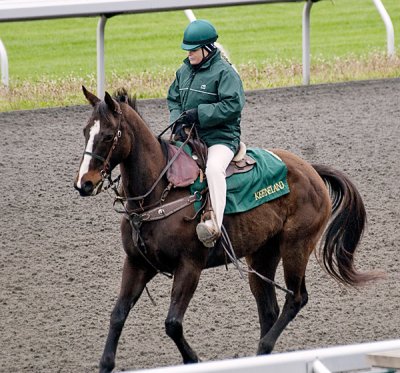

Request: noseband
left=84, top=107, right=123, bottom=181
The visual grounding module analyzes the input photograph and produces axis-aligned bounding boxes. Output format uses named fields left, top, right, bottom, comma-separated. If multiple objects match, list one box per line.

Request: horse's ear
left=82, top=86, right=100, bottom=107
left=104, top=91, right=119, bottom=114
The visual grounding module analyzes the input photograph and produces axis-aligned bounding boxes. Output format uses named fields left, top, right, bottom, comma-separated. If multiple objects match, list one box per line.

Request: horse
left=74, top=86, right=380, bottom=373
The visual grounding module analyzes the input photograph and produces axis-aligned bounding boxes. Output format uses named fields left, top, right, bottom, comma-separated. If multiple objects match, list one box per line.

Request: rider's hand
left=172, top=122, right=188, bottom=140
left=179, top=108, right=199, bottom=127
left=173, top=109, right=198, bottom=142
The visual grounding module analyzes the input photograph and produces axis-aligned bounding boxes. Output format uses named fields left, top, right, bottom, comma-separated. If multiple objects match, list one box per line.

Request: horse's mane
left=114, top=88, right=169, bottom=159
left=113, top=88, right=140, bottom=115
left=93, top=88, right=143, bottom=125
left=113, top=88, right=168, bottom=157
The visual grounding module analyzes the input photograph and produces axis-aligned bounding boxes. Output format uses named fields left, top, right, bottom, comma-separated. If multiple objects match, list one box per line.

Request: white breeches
left=205, top=144, right=234, bottom=229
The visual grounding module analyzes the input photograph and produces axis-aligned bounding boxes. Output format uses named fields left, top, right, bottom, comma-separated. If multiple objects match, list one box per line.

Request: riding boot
left=196, top=209, right=221, bottom=247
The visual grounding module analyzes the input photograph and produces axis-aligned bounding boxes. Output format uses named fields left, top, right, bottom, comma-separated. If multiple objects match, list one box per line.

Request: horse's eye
left=104, top=134, right=114, bottom=142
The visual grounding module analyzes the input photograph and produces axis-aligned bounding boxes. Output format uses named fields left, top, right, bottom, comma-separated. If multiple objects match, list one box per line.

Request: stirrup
left=196, top=222, right=220, bottom=248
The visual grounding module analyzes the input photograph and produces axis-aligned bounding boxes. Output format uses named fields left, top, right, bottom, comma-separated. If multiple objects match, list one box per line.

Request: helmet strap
left=200, top=43, right=217, bottom=61
left=203, top=43, right=216, bottom=53
left=192, top=47, right=217, bottom=70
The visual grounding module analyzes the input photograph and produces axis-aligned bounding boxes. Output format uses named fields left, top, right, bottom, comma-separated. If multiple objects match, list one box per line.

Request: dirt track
left=1, top=78, right=399, bottom=372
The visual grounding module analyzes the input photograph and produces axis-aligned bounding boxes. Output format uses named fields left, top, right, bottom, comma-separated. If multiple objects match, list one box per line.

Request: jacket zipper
left=182, top=70, right=197, bottom=110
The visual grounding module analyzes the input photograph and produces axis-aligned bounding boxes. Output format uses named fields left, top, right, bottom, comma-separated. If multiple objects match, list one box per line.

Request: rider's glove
left=179, top=108, right=199, bottom=127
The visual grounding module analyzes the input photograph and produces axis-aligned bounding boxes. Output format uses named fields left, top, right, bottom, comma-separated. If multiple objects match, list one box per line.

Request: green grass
left=0, top=0, right=399, bottom=111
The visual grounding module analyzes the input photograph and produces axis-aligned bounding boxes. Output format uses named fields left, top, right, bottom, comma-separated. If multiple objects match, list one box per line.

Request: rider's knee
left=205, top=162, right=225, bottom=179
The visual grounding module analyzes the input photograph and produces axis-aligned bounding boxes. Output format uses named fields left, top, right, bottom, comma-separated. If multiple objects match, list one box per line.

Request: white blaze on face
left=76, top=120, right=101, bottom=188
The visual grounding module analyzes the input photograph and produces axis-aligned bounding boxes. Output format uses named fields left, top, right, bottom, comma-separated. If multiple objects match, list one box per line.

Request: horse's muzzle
left=74, top=180, right=103, bottom=197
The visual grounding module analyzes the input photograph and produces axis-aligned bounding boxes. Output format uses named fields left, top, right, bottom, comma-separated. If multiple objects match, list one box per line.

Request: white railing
left=124, top=339, right=400, bottom=373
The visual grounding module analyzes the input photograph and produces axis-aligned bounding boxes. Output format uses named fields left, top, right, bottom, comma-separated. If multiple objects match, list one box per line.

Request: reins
left=219, top=226, right=294, bottom=297
left=114, top=125, right=193, bottom=203
left=98, top=109, right=293, bottom=297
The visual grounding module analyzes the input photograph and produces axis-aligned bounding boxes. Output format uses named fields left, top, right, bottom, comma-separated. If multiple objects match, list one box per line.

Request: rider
left=167, top=19, right=245, bottom=247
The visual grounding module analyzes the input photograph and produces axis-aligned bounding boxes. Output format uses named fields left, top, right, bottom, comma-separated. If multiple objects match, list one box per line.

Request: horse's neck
left=120, top=108, right=167, bottom=205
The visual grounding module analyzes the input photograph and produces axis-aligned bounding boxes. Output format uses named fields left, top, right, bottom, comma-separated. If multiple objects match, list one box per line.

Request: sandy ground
left=1, top=78, right=399, bottom=372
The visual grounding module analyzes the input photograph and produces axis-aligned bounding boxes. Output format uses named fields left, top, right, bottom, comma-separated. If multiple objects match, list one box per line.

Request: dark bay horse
left=74, top=87, right=380, bottom=373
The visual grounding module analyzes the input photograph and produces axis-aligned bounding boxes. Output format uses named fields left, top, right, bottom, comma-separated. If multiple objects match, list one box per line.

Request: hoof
left=99, top=356, right=115, bottom=373
left=184, top=356, right=200, bottom=364
left=257, top=340, right=274, bottom=355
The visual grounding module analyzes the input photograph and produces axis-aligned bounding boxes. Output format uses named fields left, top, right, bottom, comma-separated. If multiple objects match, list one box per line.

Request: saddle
left=166, top=140, right=256, bottom=188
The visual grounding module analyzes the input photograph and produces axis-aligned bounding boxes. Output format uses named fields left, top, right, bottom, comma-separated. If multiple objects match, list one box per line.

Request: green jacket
left=167, top=50, right=245, bottom=153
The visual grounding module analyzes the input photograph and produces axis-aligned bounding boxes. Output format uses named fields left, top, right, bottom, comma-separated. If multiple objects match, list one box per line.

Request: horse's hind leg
left=99, top=257, right=155, bottom=373
left=165, top=260, right=202, bottom=364
left=246, top=238, right=281, bottom=339
left=257, top=237, right=313, bottom=355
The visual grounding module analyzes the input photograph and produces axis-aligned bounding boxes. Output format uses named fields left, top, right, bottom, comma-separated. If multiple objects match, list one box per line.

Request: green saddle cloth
left=191, top=148, right=290, bottom=214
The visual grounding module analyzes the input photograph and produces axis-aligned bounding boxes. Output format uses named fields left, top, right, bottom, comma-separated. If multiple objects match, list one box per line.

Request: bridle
left=83, top=107, right=190, bottom=204
left=83, top=107, right=123, bottom=182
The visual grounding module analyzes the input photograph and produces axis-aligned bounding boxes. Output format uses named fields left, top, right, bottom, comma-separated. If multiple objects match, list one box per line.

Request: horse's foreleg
left=99, top=257, right=155, bottom=373
left=165, top=261, right=202, bottom=364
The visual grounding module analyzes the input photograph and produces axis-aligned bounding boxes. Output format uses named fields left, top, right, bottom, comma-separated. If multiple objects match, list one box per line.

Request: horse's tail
left=313, top=164, right=384, bottom=287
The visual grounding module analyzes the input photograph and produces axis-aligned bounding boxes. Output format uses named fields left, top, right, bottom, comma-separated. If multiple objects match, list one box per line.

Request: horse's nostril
left=82, top=181, right=94, bottom=194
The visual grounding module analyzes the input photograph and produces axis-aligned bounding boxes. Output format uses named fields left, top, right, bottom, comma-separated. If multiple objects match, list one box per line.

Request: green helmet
left=181, top=20, right=218, bottom=51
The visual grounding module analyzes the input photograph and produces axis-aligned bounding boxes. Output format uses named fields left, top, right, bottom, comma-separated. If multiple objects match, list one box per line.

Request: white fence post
left=311, top=359, right=332, bottom=373
left=371, top=0, right=395, bottom=56
left=184, top=9, right=197, bottom=22
left=302, top=0, right=313, bottom=85
left=97, top=15, right=107, bottom=98
left=0, top=38, right=9, bottom=86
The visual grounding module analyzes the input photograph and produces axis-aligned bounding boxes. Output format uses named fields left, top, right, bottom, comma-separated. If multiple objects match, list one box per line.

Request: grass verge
left=1, top=52, right=399, bottom=112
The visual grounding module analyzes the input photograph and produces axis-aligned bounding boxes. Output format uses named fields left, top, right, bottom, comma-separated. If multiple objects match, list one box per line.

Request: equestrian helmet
left=181, top=20, right=218, bottom=51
